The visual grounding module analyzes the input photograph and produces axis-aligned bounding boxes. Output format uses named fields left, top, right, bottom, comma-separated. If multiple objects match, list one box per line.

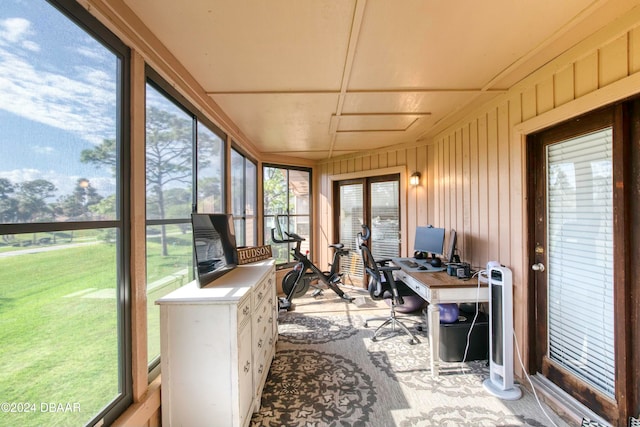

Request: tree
left=80, top=139, right=116, bottom=173
left=16, top=179, right=57, bottom=222
left=262, top=168, right=292, bottom=262
left=197, top=176, right=222, bottom=212
left=0, top=178, right=14, bottom=199
left=56, top=178, right=103, bottom=220
left=90, top=195, right=117, bottom=243
left=196, top=130, right=223, bottom=212
left=145, top=106, right=192, bottom=256
left=0, top=178, right=18, bottom=224
left=263, top=167, right=289, bottom=216
left=83, top=106, right=194, bottom=256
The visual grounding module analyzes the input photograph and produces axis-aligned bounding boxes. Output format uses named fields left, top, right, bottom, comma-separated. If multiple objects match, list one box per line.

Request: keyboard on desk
left=400, top=259, right=419, bottom=268
left=395, top=258, right=446, bottom=272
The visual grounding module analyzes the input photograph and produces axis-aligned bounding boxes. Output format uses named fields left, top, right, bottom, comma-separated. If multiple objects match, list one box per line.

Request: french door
left=527, top=106, right=632, bottom=424
left=334, top=175, right=400, bottom=286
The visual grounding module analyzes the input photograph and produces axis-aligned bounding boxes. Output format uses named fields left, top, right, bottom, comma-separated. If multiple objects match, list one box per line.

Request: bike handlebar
left=270, top=227, right=305, bottom=244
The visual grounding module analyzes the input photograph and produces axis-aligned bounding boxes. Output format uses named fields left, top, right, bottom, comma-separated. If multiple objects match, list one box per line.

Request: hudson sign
left=237, top=245, right=273, bottom=265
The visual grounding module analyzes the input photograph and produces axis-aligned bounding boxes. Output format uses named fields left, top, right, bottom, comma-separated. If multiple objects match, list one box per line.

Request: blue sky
left=0, top=0, right=118, bottom=198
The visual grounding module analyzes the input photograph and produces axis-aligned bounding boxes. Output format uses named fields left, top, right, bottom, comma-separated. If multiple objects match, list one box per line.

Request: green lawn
left=0, top=230, right=192, bottom=426
left=145, top=229, right=193, bottom=364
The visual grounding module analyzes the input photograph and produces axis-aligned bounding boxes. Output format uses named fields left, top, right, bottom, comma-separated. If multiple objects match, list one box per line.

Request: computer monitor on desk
left=414, top=226, right=445, bottom=267
left=446, top=229, right=459, bottom=264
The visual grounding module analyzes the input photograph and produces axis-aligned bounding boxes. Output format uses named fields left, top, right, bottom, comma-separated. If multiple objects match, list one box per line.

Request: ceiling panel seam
left=329, top=0, right=367, bottom=159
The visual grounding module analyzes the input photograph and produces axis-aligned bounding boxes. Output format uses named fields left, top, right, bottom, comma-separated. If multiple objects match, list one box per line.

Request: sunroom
left=0, top=1, right=638, bottom=426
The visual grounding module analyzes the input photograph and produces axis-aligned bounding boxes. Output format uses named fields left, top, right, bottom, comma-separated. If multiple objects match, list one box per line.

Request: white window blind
left=546, top=127, right=615, bottom=397
left=370, top=181, right=400, bottom=260
left=339, top=184, right=364, bottom=282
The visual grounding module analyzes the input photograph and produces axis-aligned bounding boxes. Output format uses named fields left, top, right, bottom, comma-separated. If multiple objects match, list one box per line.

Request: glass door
left=335, top=174, right=400, bottom=286
left=369, top=177, right=400, bottom=260
left=528, top=107, right=623, bottom=421
left=337, top=181, right=364, bottom=284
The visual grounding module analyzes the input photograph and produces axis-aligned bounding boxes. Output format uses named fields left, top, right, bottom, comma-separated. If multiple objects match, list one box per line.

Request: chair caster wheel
left=364, top=322, right=369, bottom=328
left=371, top=336, right=377, bottom=342
left=409, top=339, right=416, bottom=345
left=416, top=325, right=423, bottom=331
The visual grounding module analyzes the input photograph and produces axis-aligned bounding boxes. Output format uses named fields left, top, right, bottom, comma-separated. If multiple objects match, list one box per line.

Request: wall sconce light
left=409, top=172, right=421, bottom=186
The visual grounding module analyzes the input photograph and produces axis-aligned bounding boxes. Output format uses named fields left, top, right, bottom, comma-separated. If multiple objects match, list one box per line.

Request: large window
left=145, top=83, right=193, bottom=367
left=263, top=165, right=311, bottom=264
left=231, top=147, right=257, bottom=247
left=197, top=122, right=225, bottom=213
left=0, top=1, right=130, bottom=426
left=145, top=76, right=225, bottom=370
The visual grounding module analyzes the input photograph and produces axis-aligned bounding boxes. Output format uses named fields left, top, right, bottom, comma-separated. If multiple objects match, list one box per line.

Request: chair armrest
left=378, top=264, right=400, bottom=273
left=386, top=276, right=404, bottom=305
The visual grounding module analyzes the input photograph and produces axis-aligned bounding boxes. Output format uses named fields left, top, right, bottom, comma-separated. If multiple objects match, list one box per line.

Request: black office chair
left=358, top=225, right=420, bottom=345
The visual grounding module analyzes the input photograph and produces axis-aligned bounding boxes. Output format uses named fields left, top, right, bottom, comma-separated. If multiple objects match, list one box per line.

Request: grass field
left=0, top=230, right=192, bottom=426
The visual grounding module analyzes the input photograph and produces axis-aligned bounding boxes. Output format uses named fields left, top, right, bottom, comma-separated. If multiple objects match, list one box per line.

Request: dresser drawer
left=396, top=270, right=430, bottom=300
left=253, top=339, right=273, bottom=399
left=252, top=272, right=272, bottom=307
left=253, top=299, right=272, bottom=341
left=238, top=323, right=253, bottom=426
left=237, top=295, right=251, bottom=328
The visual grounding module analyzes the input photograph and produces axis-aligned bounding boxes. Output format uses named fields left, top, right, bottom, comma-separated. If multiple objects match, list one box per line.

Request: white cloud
left=0, top=17, right=30, bottom=42
left=0, top=45, right=117, bottom=145
left=0, top=168, right=44, bottom=184
left=75, top=45, right=105, bottom=61
left=0, top=17, right=39, bottom=51
left=31, top=145, right=55, bottom=154
left=0, top=11, right=118, bottom=146
left=21, top=39, right=38, bottom=52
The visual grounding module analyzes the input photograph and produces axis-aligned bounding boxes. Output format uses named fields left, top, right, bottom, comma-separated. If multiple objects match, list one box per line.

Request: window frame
left=0, top=0, right=133, bottom=425
left=144, top=68, right=228, bottom=375
left=262, top=164, right=313, bottom=265
left=231, top=145, right=258, bottom=247
left=526, top=104, right=634, bottom=423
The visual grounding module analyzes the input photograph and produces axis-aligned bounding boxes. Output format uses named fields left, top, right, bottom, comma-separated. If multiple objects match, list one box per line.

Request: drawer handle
left=257, top=291, right=264, bottom=300
left=243, top=305, right=250, bottom=316
left=257, top=315, right=263, bottom=323
left=258, top=364, right=264, bottom=374
left=268, top=316, right=273, bottom=324
left=258, top=338, right=263, bottom=348
left=243, top=361, right=250, bottom=373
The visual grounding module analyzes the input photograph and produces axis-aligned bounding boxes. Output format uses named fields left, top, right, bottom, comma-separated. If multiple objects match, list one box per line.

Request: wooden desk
left=391, top=258, right=488, bottom=377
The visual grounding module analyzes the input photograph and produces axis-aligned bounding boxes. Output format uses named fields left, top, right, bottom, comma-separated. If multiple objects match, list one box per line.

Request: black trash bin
left=439, top=311, right=489, bottom=362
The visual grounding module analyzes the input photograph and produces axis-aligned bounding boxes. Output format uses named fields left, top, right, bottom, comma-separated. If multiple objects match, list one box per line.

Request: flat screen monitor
left=191, top=213, right=238, bottom=288
left=446, top=229, right=458, bottom=263
left=414, top=226, right=445, bottom=266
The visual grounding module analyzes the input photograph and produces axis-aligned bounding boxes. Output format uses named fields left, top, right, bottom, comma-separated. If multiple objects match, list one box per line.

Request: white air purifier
left=482, top=262, right=522, bottom=400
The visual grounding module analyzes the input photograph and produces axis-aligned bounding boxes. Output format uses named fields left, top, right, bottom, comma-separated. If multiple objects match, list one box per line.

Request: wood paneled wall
left=316, top=14, right=640, bottom=372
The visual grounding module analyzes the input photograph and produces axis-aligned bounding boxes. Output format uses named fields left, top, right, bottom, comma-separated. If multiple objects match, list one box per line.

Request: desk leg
left=427, top=303, right=440, bottom=377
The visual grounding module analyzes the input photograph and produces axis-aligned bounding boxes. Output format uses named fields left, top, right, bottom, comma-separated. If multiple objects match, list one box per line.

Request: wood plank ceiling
left=122, top=0, right=637, bottom=161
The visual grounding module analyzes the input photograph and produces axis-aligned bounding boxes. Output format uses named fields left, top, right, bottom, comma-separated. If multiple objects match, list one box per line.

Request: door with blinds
left=528, top=107, right=626, bottom=422
left=335, top=175, right=400, bottom=286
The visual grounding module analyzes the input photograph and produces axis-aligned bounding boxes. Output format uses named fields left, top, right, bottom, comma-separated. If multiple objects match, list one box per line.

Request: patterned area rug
left=250, top=293, right=570, bottom=427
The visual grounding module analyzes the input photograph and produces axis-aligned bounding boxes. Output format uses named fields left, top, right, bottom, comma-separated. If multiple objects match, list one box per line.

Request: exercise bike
left=271, top=219, right=354, bottom=311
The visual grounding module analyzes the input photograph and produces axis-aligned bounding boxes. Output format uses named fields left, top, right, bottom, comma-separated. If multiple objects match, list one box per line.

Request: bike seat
left=329, top=243, right=344, bottom=250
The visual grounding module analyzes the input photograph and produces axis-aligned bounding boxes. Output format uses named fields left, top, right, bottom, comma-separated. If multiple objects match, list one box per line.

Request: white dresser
left=156, top=260, right=277, bottom=427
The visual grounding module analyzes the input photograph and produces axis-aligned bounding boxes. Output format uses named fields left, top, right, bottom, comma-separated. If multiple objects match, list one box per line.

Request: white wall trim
left=515, top=71, right=640, bottom=134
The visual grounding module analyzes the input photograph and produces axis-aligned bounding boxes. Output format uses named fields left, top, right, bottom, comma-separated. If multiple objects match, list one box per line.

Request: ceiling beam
left=326, top=0, right=367, bottom=159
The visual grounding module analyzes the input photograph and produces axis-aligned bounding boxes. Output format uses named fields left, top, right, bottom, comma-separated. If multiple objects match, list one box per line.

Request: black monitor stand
left=430, top=253, right=442, bottom=267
